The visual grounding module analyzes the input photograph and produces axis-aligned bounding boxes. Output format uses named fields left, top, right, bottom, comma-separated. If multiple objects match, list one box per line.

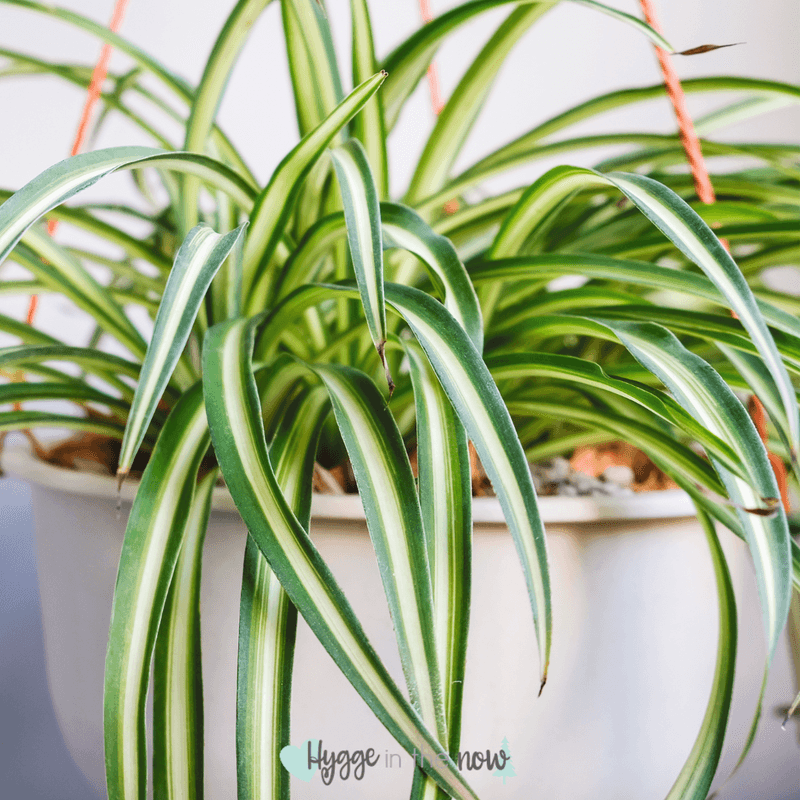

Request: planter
left=3, top=443, right=773, bottom=799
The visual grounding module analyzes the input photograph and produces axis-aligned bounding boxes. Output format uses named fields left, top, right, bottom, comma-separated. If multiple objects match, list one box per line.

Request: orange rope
left=638, top=0, right=789, bottom=511
left=418, top=0, right=445, bottom=115
left=27, top=0, right=130, bottom=326
left=637, top=0, right=716, bottom=203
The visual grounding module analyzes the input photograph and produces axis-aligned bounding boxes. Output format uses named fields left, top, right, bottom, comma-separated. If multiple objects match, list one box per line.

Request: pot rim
left=1, top=442, right=696, bottom=525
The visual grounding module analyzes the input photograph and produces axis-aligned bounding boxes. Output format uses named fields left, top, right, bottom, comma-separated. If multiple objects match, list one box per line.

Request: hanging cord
left=25, top=0, right=130, bottom=327
left=418, top=0, right=445, bottom=115
left=637, top=0, right=790, bottom=513
left=7, top=0, right=130, bottom=456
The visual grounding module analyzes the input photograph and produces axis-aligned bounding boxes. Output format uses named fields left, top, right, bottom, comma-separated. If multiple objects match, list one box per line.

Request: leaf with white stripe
left=665, top=508, right=737, bottom=800
left=0, top=343, right=141, bottom=398
left=258, top=281, right=552, bottom=688
left=383, top=283, right=551, bottom=689
left=0, top=409, right=134, bottom=440
left=202, top=317, right=479, bottom=800
left=330, top=139, right=391, bottom=389
left=486, top=352, right=745, bottom=480
left=505, top=397, right=727, bottom=498
left=311, top=363, right=446, bottom=746
left=281, top=0, right=344, bottom=138
left=153, top=469, right=216, bottom=800
left=468, top=253, right=800, bottom=342
left=104, top=385, right=211, bottom=800
left=117, top=223, right=247, bottom=478
left=275, top=202, right=483, bottom=350
left=242, top=71, right=387, bottom=308
left=17, top=229, right=146, bottom=360
left=590, top=318, right=790, bottom=667
left=381, top=0, right=670, bottom=134
left=491, top=165, right=799, bottom=463
left=350, top=0, right=388, bottom=197
left=383, top=203, right=483, bottom=352
left=0, top=147, right=255, bottom=272
left=181, top=0, right=273, bottom=231
left=238, top=387, right=329, bottom=800
left=405, top=4, right=551, bottom=205
left=404, top=338, right=471, bottom=756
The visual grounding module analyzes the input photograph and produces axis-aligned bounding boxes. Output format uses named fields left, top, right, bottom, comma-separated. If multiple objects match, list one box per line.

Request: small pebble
left=540, top=457, right=570, bottom=483
left=602, top=465, right=634, bottom=488
left=572, top=473, right=604, bottom=495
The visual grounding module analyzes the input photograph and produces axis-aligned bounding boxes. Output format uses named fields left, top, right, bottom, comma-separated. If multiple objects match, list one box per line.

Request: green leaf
left=382, top=203, right=483, bottom=352
left=242, top=70, right=387, bottom=307
left=385, top=283, right=549, bottom=689
left=0, top=309, right=62, bottom=346
left=153, top=469, right=216, bottom=800
left=258, top=281, right=552, bottom=688
left=282, top=0, right=344, bottom=137
left=0, top=147, right=256, bottom=273
left=202, top=317, right=479, bottom=800
left=0, top=1, right=255, bottom=178
left=468, top=254, right=800, bottom=341
left=0, top=380, right=130, bottom=412
left=463, top=76, right=800, bottom=184
left=181, top=0, right=274, bottom=231
left=491, top=165, right=800, bottom=462
left=273, top=212, right=348, bottom=298
left=406, top=4, right=551, bottom=205
left=505, top=397, right=726, bottom=496
left=104, top=385, right=211, bottom=800
left=592, top=318, right=790, bottom=665
left=350, top=0, right=389, bottom=197
left=381, top=0, right=673, bottom=132
left=664, top=509, right=736, bottom=800
left=486, top=351, right=745, bottom=480
left=311, top=363, right=446, bottom=745
left=276, top=202, right=483, bottom=351
left=118, top=223, right=247, bottom=477
left=404, top=338, right=471, bottom=756
left=15, top=231, right=146, bottom=360
left=0, top=344, right=141, bottom=398
left=330, top=139, right=390, bottom=386
left=405, top=1, right=671, bottom=204
left=237, top=387, right=329, bottom=800
left=0, top=409, right=132, bottom=440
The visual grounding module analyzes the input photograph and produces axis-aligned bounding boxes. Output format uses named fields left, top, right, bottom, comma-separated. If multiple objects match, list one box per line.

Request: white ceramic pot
left=2, top=445, right=775, bottom=799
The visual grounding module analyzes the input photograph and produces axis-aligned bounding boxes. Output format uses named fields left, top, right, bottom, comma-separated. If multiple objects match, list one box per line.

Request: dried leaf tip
left=377, top=340, right=395, bottom=398
left=673, top=42, right=745, bottom=56
left=116, top=467, right=128, bottom=493
left=538, top=675, right=547, bottom=697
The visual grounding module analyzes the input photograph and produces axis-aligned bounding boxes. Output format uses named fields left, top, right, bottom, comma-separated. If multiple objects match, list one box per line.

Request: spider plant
left=1, top=0, right=799, bottom=798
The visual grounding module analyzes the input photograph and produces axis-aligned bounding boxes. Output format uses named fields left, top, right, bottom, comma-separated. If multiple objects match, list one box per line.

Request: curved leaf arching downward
left=202, top=317, right=480, bottom=800
left=257, top=281, right=551, bottom=689
left=118, top=223, right=247, bottom=478
left=104, top=385, right=211, bottom=800
left=491, top=165, right=800, bottom=465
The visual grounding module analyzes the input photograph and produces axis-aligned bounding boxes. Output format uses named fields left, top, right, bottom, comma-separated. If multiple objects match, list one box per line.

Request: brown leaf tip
left=674, top=42, right=745, bottom=56
left=538, top=676, right=547, bottom=697
left=116, top=467, right=129, bottom=493
left=376, top=340, right=395, bottom=398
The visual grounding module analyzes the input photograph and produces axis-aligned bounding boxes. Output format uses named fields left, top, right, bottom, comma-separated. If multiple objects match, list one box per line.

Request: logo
left=279, top=738, right=516, bottom=785
left=279, top=739, right=320, bottom=782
